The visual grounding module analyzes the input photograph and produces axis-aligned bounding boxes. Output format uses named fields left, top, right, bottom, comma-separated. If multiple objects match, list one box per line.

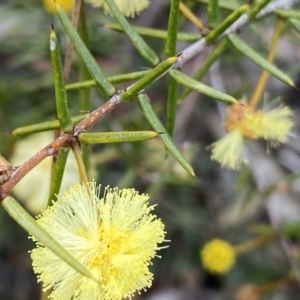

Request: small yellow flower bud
left=43, top=0, right=74, bottom=14
left=201, top=239, right=236, bottom=274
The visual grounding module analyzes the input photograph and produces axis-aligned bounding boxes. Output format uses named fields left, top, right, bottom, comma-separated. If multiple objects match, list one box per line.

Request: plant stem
left=249, top=17, right=283, bottom=109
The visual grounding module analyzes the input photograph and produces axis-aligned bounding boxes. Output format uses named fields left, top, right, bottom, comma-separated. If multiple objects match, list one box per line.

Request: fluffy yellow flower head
left=30, top=181, right=166, bottom=300
left=200, top=239, right=236, bottom=275
left=85, top=0, right=150, bottom=18
left=210, top=102, right=294, bottom=170
left=43, top=0, right=74, bottom=14
left=211, top=130, right=246, bottom=170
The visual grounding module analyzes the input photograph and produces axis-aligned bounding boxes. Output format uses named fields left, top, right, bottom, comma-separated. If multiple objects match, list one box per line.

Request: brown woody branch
left=0, top=95, right=121, bottom=200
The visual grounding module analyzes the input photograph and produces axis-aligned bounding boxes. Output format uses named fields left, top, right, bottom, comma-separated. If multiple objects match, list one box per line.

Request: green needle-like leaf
left=165, top=0, right=180, bottom=137
left=66, top=71, right=149, bottom=91
left=104, top=0, right=159, bottom=66
left=208, top=0, right=219, bottom=28
left=289, top=18, right=300, bottom=34
left=48, top=147, right=70, bottom=206
left=78, top=1, right=91, bottom=113
left=105, top=23, right=201, bottom=42
left=206, top=4, right=249, bottom=45
left=276, top=9, right=300, bottom=19
left=78, top=1, right=92, bottom=171
left=227, top=34, right=295, bottom=87
left=171, top=69, right=237, bottom=104
left=165, top=0, right=180, bottom=58
left=50, top=29, right=73, bottom=132
left=2, top=196, right=95, bottom=281
left=79, top=131, right=158, bottom=144
left=166, top=78, right=178, bottom=137
left=137, top=93, right=195, bottom=177
left=121, top=56, right=177, bottom=101
left=56, top=4, right=116, bottom=97
left=248, top=0, right=271, bottom=19
left=248, top=224, right=275, bottom=236
left=12, top=114, right=88, bottom=136
left=195, top=0, right=239, bottom=10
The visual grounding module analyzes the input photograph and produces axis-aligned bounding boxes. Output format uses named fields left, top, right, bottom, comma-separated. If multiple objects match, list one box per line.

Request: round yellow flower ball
left=43, top=0, right=74, bottom=14
left=200, top=239, right=236, bottom=275
left=30, top=182, right=166, bottom=299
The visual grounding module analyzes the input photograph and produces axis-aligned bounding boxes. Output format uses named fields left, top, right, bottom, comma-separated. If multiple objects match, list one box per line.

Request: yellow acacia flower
left=200, top=239, right=236, bottom=275
left=85, top=0, right=150, bottom=18
left=210, top=102, right=294, bottom=170
left=43, top=0, right=74, bottom=14
left=30, top=181, right=166, bottom=300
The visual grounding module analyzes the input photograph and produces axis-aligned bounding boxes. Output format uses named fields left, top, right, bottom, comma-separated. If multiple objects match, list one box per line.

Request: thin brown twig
left=0, top=95, right=121, bottom=200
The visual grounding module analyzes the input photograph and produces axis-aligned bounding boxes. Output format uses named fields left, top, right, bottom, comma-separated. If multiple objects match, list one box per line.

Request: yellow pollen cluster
left=200, top=239, right=236, bottom=275
left=43, top=0, right=74, bottom=14
left=224, top=104, right=266, bottom=139
left=30, top=182, right=166, bottom=300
